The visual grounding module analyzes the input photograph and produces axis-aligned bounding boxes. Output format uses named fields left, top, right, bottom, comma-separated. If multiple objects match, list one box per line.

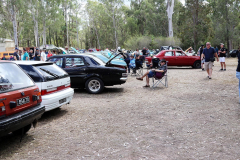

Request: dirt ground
left=1, top=58, right=240, bottom=160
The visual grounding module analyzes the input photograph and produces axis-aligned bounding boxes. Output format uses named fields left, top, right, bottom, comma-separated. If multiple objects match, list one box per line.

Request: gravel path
left=1, top=58, right=240, bottom=159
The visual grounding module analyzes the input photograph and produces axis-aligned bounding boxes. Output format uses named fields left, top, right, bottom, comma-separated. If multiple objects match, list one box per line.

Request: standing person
left=142, top=47, right=147, bottom=56
left=40, top=49, right=46, bottom=61
left=29, top=49, right=34, bottom=60
left=219, top=43, right=227, bottom=71
left=22, top=48, right=29, bottom=61
left=201, top=42, right=219, bottom=79
left=13, top=48, right=20, bottom=60
left=236, top=47, right=240, bottom=103
left=47, top=50, right=53, bottom=58
left=199, top=45, right=205, bottom=71
left=35, top=48, right=41, bottom=61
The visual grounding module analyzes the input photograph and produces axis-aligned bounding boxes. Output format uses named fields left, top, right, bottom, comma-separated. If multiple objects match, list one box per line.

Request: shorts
left=220, top=57, right=225, bottom=62
left=201, top=59, right=205, bottom=64
left=205, top=62, right=213, bottom=70
left=147, top=71, right=155, bottom=78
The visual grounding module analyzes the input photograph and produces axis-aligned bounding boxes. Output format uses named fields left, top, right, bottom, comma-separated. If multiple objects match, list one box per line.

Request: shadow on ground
left=38, top=108, right=68, bottom=124
left=0, top=133, right=35, bottom=158
left=74, top=87, right=124, bottom=94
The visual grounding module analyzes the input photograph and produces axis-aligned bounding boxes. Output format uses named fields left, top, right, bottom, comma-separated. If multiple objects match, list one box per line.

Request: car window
left=34, top=64, right=68, bottom=81
left=65, top=57, right=85, bottom=68
left=165, top=51, right=174, bottom=56
left=176, top=51, right=186, bottom=56
left=0, top=63, right=34, bottom=93
left=3, top=53, right=8, bottom=56
left=89, top=58, right=100, bottom=65
left=48, top=57, right=63, bottom=67
left=19, top=65, right=43, bottom=82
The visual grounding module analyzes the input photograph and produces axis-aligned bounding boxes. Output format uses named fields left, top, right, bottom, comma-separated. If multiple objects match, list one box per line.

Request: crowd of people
left=1, top=48, right=57, bottom=61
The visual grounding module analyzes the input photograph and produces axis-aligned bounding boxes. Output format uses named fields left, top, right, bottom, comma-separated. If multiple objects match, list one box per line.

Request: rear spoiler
left=32, top=62, right=54, bottom=66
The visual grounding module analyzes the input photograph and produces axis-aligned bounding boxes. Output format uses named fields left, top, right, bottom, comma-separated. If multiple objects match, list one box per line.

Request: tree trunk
left=193, top=0, right=198, bottom=50
left=112, top=8, right=118, bottom=50
left=167, top=0, right=174, bottom=37
left=42, top=17, right=46, bottom=47
left=225, top=0, right=230, bottom=57
left=55, top=31, right=59, bottom=47
left=65, top=4, right=69, bottom=50
left=49, top=27, right=51, bottom=44
left=33, top=8, right=39, bottom=47
left=10, top=3, right=18, bottom=47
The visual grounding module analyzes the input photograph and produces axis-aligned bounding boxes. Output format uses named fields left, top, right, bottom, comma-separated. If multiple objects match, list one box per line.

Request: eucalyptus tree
left=0, top=0, right=25, bottom=47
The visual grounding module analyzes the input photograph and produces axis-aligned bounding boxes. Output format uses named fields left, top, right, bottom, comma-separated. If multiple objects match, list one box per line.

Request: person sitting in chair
left=136, top=59, right=166, bottom=87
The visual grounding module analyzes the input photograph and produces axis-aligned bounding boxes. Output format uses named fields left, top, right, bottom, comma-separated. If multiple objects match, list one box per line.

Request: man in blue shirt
left=22, top=48, right=29, bottom=61
left=201, top=42, right=219, bottom=79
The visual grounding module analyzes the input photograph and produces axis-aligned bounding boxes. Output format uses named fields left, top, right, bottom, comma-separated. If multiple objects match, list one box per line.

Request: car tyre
left=193, top=61, right=201, bottom=69
left=13, top=124, right=32, bottom=135
left=85, top=77, right=104, bottom=94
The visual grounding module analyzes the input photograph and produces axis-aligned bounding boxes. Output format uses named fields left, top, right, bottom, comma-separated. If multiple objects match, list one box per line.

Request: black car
left=47, top=54, right=128, bottom=94
left=229, top=50, right=238, bottom=57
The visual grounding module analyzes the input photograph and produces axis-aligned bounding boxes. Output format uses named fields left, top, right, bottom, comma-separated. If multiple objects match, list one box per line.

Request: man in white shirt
left=41, top=49, right=46, bottom=61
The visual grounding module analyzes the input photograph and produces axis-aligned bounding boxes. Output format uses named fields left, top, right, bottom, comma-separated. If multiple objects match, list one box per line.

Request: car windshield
left=34, top=64, right=68, bottom=81
left=0, top=63, right=34, bottom=93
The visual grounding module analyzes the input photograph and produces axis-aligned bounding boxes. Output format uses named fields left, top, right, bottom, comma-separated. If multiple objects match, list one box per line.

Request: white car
left=13, top=61, right=74, bottom=111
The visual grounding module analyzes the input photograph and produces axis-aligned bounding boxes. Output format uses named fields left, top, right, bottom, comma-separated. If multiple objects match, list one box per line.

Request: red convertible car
left=146, top=50, right=201, bottom=68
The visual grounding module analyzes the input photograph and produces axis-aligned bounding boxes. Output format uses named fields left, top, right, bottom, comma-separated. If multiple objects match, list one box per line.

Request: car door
left=64, top=56, right=88, bottom=87
left=162, top=51, right=175, bottom=66
left=175, top=51, right=190, bottom=66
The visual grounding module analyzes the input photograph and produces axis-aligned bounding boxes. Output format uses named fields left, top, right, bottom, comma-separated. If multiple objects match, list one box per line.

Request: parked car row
left=0, top=50, right=128, bottom=137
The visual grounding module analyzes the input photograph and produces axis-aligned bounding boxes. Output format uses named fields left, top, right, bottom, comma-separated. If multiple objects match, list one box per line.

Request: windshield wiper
left=40, top=68, right=59, bottom=79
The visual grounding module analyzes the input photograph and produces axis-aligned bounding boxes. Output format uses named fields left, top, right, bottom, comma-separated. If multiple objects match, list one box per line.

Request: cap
left=220, top=43, right=224, bottom=45
left=36, top=48, right=39, bottom=50
left=15, top=47, right=19, bottom=50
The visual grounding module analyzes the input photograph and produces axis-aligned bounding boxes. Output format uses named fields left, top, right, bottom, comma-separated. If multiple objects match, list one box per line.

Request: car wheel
left=13, top=124, right=32, bottom=135
left=193, top=61, right=201, bottom=69
left=85, top=77, right=104, bottom=94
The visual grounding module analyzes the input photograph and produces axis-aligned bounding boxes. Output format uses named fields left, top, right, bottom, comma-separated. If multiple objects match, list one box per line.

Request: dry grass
left=0, top=58, right=240, bottom=159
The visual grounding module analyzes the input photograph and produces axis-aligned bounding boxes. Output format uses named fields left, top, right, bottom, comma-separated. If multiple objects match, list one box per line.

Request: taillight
left=112, top=65, right=125, bottom=69
left=41, top=84, right=71, bottom=96
left=37, top=92, right=42, bottom=103
left=0, top=102, right=6, bottom=117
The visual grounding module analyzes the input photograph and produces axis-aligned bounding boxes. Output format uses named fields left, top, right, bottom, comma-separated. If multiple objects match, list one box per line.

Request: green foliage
left=0, top=0, right=239, bottom=50
left=124, top=35, right=181, bottom=50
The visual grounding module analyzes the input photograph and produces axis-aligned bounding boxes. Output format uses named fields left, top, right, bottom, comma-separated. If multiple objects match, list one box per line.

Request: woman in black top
left=236, top=47, right=240, bottom=103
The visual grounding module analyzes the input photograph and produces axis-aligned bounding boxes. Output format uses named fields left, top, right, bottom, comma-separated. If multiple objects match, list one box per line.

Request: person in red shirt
left=47, top=50, right=53, bottom=58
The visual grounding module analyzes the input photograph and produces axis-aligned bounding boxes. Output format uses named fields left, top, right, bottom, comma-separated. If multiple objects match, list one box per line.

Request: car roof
left=12, top=61, right=53, bottom=65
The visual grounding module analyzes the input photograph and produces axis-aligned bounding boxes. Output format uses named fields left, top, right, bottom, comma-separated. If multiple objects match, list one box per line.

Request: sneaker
left=220, top=69, right=223, bottom=71
left=224, top=69, right=226, bottom=71
left=209, top=77, right=212, bottom=79
left=202, top=68, right=204, bottom=71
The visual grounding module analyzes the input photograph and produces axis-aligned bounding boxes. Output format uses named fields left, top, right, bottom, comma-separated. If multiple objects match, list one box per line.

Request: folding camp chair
left=152, top=61, right=168, bottom=88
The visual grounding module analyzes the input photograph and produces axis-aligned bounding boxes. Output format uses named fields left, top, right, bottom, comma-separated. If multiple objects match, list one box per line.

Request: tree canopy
left=0, top=0, right=239, bottom=51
